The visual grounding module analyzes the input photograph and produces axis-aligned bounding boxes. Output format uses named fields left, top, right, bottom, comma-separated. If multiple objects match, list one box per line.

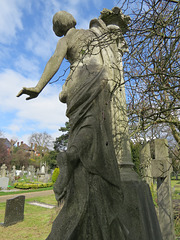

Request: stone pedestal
left=109, top=52, right=163, bottom=238
left=121, top=180, right=163, bottom=240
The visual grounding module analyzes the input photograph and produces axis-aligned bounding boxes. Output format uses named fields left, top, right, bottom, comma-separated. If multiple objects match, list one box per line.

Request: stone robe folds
left=47, top=19, right=128, bottom=240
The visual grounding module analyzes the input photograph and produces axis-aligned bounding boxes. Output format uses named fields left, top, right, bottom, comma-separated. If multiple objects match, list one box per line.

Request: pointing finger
left=16, top=89, right=24, bottom=97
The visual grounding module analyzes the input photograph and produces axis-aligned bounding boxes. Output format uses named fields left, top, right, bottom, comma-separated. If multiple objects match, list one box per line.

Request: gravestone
left=1, top=164, right=7, bottom=177
left=1, top=196, right=25, bottom=227
left=140, top=143, right=153, bottom=186
left=41, top=164, right=45, bottom=174
left=152, top=139, right=175, bottom=240
left=141, top=139, right=175, bottom=240
left=39, top=163, right=46, bottom=182
left=0, top=177, right=9, bottom=190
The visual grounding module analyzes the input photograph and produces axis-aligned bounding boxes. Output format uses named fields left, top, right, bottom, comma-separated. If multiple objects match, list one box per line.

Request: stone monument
left=0, top=177, right=9, bottom=190
left=1, top=164, right=7, bottom=178
left=0, top=196, right=25, bottom=227
left=141, top=139, right=175, bottom=240
left=17, top=8, right=162, bottom=240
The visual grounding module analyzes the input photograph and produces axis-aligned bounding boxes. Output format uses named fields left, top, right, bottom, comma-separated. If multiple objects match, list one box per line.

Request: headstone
left=0, top=195, right=25, bottom=227
left=0, top=177, right=9, bottom=190
left=1, top=164, right=7, bottom=177
left=41, top=164, right=45, bottom=174
left=140, top=142, right=153, bottom=186
left=152, top=139, right=175, bottom=240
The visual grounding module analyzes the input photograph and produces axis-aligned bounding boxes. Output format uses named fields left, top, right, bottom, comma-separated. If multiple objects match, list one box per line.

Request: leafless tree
left=115, top=0, right=180, bottom=147
left=28, top=132, right=53, bottom=156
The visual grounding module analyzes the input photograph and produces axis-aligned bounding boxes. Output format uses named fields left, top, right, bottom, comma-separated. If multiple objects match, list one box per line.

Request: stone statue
left=17, top=8, right=130, bottom=240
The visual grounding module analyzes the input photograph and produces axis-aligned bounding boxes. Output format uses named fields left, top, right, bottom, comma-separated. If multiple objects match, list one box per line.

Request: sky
left=0, top=0, right=121, bottom=146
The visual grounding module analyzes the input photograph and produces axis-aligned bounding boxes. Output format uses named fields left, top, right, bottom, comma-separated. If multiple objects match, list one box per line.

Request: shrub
left=14, top=182, right=53, bottom=189
left=52, top=167, right=60, bottom=183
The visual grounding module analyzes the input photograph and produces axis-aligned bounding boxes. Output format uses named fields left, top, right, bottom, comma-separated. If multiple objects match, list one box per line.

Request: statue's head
left=53, top=11, right=77, bottom=37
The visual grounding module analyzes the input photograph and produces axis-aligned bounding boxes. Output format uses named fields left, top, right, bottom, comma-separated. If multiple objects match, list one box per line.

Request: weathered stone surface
left=17, top=7, right=163, bottom=240
left=1, top=195, right=25, bottom=227
left=141, top=139, right=175, bottom=240
left=154, top=139, right=175, bottom=240
left=140, top=142, right=153, bottom=186
left=121, top=181, right=162, bottom=240
left=1, top=164, right=7, bottom=177
left=151, top=159, right=172, bottom=178
left=0, top=177, right=9, bottom=190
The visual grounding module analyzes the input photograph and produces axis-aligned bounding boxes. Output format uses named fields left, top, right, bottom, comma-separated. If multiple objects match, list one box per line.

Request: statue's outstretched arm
left=17, top=37, right=68, bottom=100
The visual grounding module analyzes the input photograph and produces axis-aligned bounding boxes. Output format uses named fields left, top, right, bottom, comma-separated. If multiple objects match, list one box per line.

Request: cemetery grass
left=0, top=186, right=53, bottom=196
left=0, top=194, right=60, bottom=240
left=171, top=180, right=180, bottom=238
left=0, top=181, right=179, bottom=239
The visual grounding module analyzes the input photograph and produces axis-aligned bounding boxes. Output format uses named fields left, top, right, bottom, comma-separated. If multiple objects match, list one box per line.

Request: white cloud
left=0, top=69, right=68, bottom=142
left=0, top=0, right=30, bottom=44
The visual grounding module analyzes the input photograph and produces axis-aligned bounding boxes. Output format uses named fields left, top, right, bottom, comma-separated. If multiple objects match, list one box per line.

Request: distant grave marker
left=0, top=195, right=25, bottom=227
left=0, top=177, right=9, bottom=190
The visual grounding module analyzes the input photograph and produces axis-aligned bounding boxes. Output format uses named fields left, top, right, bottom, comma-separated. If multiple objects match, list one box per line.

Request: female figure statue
left=17, top=8, right=130, bottom=239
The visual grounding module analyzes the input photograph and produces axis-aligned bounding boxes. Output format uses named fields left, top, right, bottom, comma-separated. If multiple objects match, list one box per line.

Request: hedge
left=14, top=182, right=53, bottom=189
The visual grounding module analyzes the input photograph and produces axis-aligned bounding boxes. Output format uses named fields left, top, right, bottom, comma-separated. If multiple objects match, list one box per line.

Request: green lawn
left=0, top=187, right=53, bottom=196
left=0, top=194, right=60, bottom=240
left=0, top=180, right=179, bottom=239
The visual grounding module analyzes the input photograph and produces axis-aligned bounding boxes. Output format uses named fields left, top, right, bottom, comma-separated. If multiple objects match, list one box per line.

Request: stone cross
left=1, top=164, right=7, bottom=177
left=152, top=139, right=175, bottom=240
left=141, top=139, right=175, bottom=240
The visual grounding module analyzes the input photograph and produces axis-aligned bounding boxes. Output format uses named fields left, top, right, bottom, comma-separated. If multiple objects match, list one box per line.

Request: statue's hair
left=99, top=7, right=130, bottom=33
left=53, top=11, right=76, bottom=34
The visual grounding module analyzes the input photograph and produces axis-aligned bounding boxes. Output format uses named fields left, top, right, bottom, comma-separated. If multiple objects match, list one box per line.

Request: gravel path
left=0, top=190, right=54, bottom=203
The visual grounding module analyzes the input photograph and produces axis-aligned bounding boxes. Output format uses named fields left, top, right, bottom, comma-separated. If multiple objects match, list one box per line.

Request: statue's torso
left=60, top=28, right=105, bottom=103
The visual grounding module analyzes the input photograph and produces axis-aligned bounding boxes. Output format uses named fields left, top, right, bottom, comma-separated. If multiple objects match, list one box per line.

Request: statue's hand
left=16, top=87, right=40, bottom=100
